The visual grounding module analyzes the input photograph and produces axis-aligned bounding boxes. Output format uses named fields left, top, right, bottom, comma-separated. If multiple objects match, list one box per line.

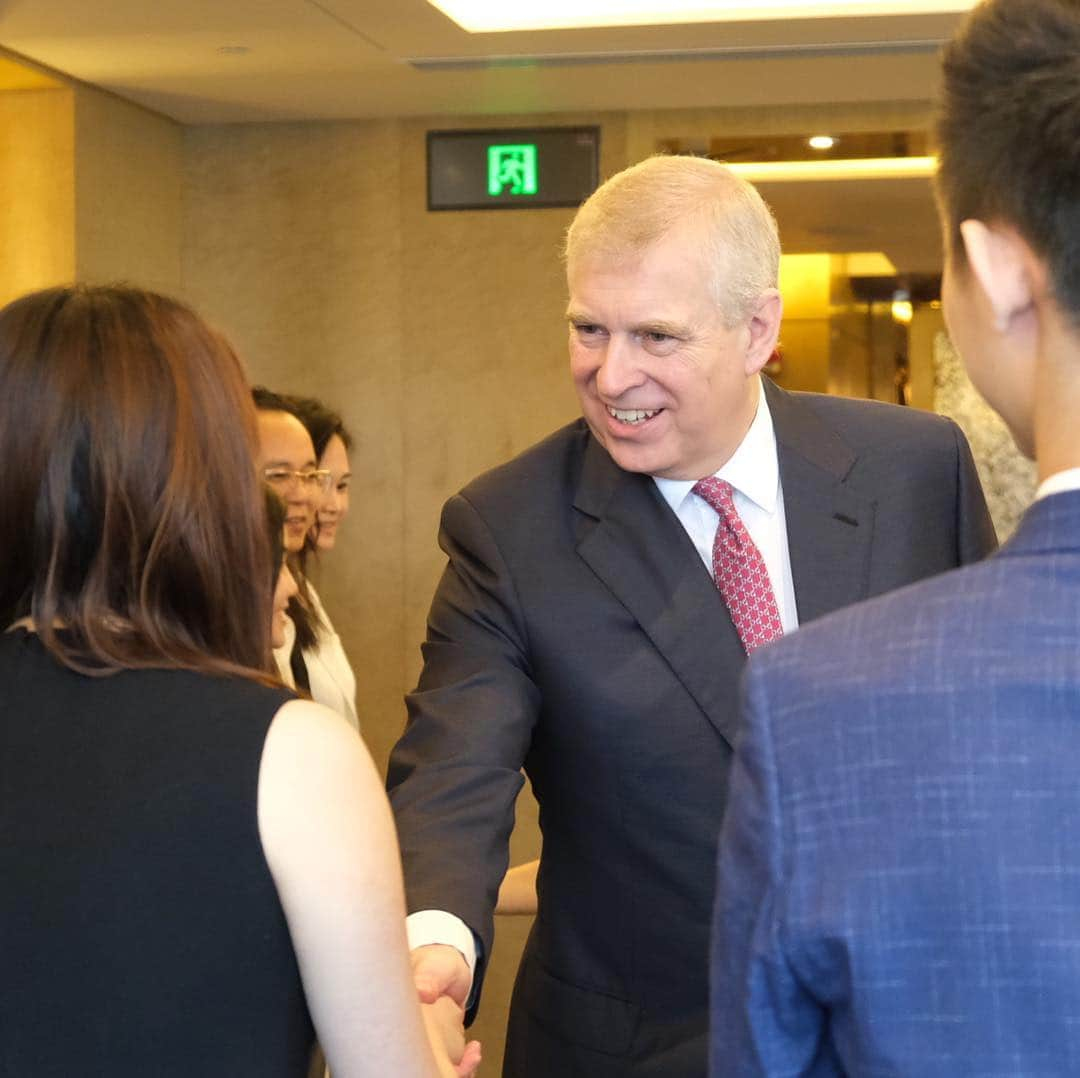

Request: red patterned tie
left=692, top=477, right=784, bottom=655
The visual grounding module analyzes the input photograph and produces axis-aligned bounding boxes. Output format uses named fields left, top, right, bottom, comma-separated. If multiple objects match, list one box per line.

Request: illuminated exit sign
left=487, top=144, right=539, bottom=197
left=427, top=127, right=600, bottom=211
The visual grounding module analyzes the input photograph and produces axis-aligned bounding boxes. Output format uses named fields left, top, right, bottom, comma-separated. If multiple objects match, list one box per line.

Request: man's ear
left=744, top=289, right=782, bottom=376
left=959, top=220, right=1037, bottom=332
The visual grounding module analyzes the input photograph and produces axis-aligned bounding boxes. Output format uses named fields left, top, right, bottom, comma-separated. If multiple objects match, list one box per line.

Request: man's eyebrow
left=630, top=320, right=684, bottom=336
left=565, top=307, right=596, bottom=323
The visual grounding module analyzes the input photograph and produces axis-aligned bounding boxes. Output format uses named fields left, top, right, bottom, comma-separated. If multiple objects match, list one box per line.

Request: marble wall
left=933, top=330, right=1036, bottom=541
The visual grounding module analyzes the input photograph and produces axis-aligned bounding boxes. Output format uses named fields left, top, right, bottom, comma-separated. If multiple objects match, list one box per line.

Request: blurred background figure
left=290, top=395, right=353, bottom=554
left=0, top=284, right=476, bottom=1078
left=253, top=387, right=359, bottom=730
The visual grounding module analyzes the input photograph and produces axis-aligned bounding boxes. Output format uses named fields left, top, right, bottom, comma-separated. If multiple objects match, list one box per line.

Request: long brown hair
left=0, top=284, right=274, bottom=678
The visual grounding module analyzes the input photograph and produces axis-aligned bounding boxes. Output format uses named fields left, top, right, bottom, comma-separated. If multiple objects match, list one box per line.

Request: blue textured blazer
left=711, top=489, right=1080, bottom=1077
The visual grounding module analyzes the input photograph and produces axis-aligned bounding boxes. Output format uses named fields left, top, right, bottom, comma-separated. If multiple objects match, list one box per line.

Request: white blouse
left=273, top=581, right=359, bottom=731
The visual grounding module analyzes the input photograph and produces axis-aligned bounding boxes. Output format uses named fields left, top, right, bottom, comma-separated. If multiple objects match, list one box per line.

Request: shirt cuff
left=406, top=909, right=478, bottom=977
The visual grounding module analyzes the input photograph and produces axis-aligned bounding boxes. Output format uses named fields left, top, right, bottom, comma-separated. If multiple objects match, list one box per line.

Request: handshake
left=415, top=944, right=483, bottom=1078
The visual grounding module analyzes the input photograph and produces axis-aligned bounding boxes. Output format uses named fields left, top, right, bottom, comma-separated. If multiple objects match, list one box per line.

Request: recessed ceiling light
left=808, top=135, right=837, bottom=151
left=216, top=45, right=252, bottom=56
left=425, top=0, right=976, bottom=34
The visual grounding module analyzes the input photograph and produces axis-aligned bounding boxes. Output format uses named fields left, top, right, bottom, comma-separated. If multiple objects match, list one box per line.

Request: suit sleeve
left=386, top=490, right=538, bottom=1016
left=710, top=659, right=836, bottom=1078
left=949, top=419, right=998, bottom=564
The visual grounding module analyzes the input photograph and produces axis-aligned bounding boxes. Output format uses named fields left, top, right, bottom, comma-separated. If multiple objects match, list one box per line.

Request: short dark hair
left=252, top=385, right=295, bottom=415
left=936, top=0, right=1080, bottom=321
left=0, top=285, right=274, bottom=677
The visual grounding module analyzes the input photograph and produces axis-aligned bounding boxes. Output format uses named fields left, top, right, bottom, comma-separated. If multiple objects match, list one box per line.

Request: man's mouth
left=606, top=405, right=661, bottom=425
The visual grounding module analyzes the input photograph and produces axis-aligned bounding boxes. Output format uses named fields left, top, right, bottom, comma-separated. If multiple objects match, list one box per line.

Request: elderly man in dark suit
left=389, top=153, right=995, bottom=1078
left=710, top=1, right=1080, bottom=1074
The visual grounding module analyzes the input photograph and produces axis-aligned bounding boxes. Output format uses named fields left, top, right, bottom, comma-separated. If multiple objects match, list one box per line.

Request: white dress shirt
left=405, top=379, right=797, bottom=980
left=1036, top=467, right=1080, bottom=501
left=653, top=383, right=799, bottom=633
left=273, top=582, right=360, bottom=731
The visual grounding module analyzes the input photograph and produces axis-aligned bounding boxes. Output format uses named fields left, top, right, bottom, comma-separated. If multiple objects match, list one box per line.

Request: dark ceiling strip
left=407, top=38, right=945, bottom=71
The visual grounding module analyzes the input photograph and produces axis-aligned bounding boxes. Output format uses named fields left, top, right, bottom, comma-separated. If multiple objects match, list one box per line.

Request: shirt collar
left=653, top=379, right=780, bottom=515
left=1036, top=467, right=1080, bottom=502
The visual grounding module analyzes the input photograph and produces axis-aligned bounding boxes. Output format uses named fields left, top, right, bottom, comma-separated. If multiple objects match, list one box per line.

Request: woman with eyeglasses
left=253, top=388, right=359, bottom=730
left=0, top=285, right=478, bottom=1078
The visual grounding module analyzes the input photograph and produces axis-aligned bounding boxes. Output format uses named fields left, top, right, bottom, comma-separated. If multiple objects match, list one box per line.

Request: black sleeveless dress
left=0, top=628, right=315, bottom=1076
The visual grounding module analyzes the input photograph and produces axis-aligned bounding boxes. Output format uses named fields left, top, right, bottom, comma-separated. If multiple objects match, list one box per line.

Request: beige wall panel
left=73, top=86, right=183, bottom=295
left=182, top=119, right=406, bottom=779
left=0, top=88, right=75, bottom=306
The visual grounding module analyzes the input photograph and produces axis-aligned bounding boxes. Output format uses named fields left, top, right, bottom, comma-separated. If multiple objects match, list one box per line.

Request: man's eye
left=573, top=323, right=603, bottom=336
left=640, top=331, right=680, bottom=356
left=265, top=470, right=290, bottom=484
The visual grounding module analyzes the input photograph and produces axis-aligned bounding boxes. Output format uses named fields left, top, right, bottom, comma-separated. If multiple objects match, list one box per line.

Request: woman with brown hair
left=0, top=285, right=478, bottom=1078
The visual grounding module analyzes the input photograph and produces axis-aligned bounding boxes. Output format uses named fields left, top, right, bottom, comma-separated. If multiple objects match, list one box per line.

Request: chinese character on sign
left=487, top=144, right=539, bottom=197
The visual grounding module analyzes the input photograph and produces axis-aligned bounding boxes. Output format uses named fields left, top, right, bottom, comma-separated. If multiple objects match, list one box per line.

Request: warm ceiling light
left=426, top=0, right=975, bottom=33
left=727, top=156, right=937, bottom=182
left=808, top=135, right=837, bottom=151
left=891, top=291, right=914, bottom=324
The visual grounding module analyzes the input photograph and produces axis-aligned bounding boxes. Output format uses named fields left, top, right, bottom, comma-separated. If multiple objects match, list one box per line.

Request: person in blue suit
left=710, top=0, right=1080, bottom=1074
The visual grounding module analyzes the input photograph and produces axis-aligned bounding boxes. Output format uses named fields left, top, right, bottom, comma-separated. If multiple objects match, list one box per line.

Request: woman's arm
left=258, top=699, right=478, bottom=1078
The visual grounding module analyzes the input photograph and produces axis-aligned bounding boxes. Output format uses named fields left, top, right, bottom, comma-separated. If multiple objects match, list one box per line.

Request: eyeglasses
left=263, top=467, right=333, bottom=494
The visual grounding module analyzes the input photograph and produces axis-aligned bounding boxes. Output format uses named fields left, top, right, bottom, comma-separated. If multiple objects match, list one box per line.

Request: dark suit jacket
left=711, top=489, right=1080, bottom=1077
left=388, top=380, right=996, bottom=1078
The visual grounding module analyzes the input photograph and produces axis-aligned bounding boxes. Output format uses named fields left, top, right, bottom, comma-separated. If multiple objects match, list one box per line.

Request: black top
left=0, top=628, right=314, bottom=1077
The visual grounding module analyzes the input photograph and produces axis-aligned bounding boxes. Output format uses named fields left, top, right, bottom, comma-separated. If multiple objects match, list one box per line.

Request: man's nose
left=595, top=335, right=645, bottom=399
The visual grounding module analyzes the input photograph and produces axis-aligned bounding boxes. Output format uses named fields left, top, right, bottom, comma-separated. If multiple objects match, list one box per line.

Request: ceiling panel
left=0, top=0, right=963, bottom=123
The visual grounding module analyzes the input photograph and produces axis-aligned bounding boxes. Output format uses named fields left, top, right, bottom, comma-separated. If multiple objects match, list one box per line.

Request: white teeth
left=607, top=406, right=659, bottom=424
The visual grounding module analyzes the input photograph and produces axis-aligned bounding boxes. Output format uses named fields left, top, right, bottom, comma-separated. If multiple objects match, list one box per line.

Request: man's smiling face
left=567, top=221, right=766, bottom=481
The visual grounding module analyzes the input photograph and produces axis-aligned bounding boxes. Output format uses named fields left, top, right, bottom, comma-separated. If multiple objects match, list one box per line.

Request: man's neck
left=1033, top=318, right=1080, bottom=482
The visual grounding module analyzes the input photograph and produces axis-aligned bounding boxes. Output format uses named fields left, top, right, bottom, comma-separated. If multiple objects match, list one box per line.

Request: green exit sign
left=487, top=144, right=539, bottom=197
left=427, top=127, right=600, bottom=211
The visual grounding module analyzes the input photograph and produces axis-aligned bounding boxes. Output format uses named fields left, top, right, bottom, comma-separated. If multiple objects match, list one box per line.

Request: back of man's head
left=937, top=0, right=1080, bottom=323
left=564, top=154, right=780, bottom=327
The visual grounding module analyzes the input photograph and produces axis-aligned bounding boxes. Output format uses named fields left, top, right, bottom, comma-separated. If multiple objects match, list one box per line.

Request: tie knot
left=692, top=476, right=736, bottom=517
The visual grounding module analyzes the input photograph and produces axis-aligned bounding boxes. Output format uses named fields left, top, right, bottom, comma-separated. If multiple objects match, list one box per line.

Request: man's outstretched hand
left=413, top=944, right=480, bottom=1076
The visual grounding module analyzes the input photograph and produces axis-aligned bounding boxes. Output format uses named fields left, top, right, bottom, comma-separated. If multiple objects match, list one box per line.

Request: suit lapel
left=573, top=435, right=745, bottom=748
left=569, top=383, right=880, bottom=744
left=765, top=379, right=876, bottom=624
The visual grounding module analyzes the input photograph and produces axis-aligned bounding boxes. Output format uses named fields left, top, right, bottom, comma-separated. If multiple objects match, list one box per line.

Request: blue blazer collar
left=999, top=489, right=1080, bottom=558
